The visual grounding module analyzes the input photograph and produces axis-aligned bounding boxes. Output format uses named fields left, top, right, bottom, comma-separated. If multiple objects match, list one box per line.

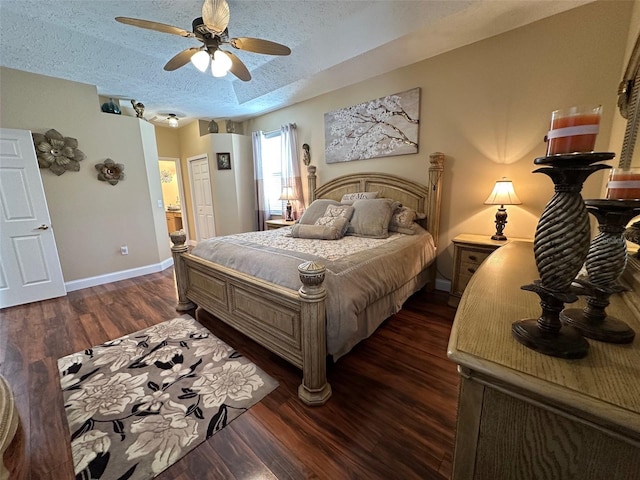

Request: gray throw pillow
left=298, top=199, right=341, bottom=225
left=290, top=219, right=349, bottom=240
left=346, top=198, right=400, bottom=238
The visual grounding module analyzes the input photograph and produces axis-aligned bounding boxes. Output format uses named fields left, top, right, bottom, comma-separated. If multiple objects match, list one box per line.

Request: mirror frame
left=618, top=31, right=640, bottom=169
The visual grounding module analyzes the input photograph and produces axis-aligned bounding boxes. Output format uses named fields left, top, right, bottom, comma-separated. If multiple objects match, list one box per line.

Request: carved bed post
left=428, top=152, right=445, bottom=248
left=307, top=165, right=317, bottom=204
left=426, top=152, right=445, bottom=290
left=297, top=260, right=332, bottom=406
left=169, top=231, right=197, bottom=313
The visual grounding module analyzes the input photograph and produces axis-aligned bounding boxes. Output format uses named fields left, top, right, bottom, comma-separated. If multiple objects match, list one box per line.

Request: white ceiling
left=0, top=0, right=594, bottom=126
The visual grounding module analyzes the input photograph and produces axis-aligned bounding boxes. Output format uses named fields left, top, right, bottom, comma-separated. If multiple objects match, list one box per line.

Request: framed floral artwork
left=324, top=87, right=420, bottom=163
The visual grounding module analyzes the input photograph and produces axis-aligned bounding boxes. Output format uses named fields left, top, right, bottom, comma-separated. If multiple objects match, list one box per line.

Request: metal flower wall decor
left=32, top=129, right=86, bottom=175
left=95, top=159, right=125, bottom=185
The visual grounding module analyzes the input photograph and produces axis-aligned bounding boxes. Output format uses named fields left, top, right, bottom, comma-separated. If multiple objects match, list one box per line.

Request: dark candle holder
left=512, top=152, right=614, bottom=359
left=561, top=199, right=640, bottom=343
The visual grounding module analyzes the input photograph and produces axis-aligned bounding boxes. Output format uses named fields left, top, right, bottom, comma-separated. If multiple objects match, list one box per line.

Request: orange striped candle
left=606, top=169, right=640, bottom=199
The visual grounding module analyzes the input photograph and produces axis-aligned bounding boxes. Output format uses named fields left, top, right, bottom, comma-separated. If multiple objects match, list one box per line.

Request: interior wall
left=246, top=0, right=632, bottom=281
left=0, top=67, right=169, bottom=282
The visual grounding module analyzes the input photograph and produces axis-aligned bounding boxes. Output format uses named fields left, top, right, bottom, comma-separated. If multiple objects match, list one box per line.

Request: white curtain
left=252, top=130, right=269, bottom=230
left=280, top=123, right=305, bottom=219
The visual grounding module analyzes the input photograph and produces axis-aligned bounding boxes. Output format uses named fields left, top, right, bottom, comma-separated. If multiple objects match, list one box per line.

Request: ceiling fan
left=115, top=0, right=290, bottom=82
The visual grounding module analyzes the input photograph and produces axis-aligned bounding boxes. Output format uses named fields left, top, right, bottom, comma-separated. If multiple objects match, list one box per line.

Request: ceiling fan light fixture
left=202, top=0, right=230, bottom=34
left=190, top=50, right=210, bottom=72
left=214, top=50, right=232, bottom=71
left=211, top=61, right=228, bottom=77
left=167, top=114, right=179, bottom=128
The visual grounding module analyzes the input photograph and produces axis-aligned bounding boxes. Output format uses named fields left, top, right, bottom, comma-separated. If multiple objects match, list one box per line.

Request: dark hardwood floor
left=1, top=269, right=459, bottom=480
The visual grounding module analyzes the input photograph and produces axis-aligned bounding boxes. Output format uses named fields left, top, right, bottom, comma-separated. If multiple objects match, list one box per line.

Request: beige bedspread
left=191, top=226, right=436, bottom=357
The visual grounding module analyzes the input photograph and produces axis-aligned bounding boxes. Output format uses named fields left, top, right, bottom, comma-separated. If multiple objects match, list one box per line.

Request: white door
left=188, top=155, right=216, bottom=241
left=0, top=128, right=66, bottom=308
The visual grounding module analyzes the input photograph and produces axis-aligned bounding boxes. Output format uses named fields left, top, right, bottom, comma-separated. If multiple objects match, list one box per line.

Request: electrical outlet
left=157, top=199, right=163, bottom=208
left=120, top=245, right=129, bottom=255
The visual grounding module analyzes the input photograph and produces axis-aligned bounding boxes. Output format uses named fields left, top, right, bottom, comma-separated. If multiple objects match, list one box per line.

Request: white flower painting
left=324, top=87, right=420, bottom=163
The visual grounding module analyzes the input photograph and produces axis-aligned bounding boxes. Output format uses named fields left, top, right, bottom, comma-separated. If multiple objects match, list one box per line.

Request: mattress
left=190, top=226, right=436, bottom=358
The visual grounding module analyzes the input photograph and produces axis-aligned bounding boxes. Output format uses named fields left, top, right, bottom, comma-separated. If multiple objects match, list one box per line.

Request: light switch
left=157, top=199, right=163, bottom=208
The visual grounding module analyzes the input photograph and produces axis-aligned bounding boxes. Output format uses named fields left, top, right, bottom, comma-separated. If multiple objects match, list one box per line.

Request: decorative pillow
left=346, top=198, right=401, bottom=238
left=290, top=218, right=349, bottom=240
left=316, top=205, right=354, bottom=223
left=313, top=205, right=353, bottom=237
left=298, top=199, right=341, bottom=225
left=340, top=191, right=378, bottom=205
left=389, top=206, right=427, bottom=235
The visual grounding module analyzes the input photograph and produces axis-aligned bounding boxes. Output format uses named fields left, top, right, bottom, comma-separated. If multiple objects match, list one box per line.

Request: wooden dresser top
left=448, top=241, right=640, bottom=438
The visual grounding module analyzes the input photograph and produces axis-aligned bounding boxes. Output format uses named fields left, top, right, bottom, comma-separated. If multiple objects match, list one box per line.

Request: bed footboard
left=170, top=232, right=332, bottom=406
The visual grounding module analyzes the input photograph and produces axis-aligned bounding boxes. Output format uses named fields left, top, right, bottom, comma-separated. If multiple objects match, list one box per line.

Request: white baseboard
left=65, top=257, right=174, bottom=292
left=435, top=278, right=451, bottom=293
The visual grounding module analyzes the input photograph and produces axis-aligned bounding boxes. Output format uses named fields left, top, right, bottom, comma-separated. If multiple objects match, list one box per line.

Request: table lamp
left=484, top=178, right=521, bottom=241
left=279, top=186, right=295, bottom=221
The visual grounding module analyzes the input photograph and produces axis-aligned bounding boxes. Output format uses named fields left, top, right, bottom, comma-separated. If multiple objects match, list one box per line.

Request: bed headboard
left=307, top=152, right=445, bottom=247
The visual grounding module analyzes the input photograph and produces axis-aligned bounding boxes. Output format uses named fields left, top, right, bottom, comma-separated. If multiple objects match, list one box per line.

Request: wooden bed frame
left=170, top=152, right=445, bottom=406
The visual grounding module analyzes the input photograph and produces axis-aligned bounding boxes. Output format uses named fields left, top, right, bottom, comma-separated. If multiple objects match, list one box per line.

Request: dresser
left=447, top=241, right=640, bottom=480
left=449, top=234, right=532, bottom=307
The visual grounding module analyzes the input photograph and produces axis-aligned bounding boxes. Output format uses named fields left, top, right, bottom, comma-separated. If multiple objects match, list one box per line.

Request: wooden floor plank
left=0, top=268, right=460, bottom=479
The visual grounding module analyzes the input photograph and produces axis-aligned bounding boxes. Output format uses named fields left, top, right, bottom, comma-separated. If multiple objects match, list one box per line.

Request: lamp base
left=491, top=233, right=507, bottom=241
left=285, top=202, right=293, bottom=222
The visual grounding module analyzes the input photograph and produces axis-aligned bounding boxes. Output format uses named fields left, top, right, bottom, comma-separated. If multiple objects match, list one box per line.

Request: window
left=260, top=131, right=284, bottom=216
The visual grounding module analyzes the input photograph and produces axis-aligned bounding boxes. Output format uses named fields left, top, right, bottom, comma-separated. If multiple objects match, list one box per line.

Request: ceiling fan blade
left=164, top=48, right=200, bottom=71
left=230, top=37, right=291, bottom=56
left=202, top=0, right=230, bottom=35
left=115, top=17, right=194, bottom=38
left=223, top=51, right=251, bottom=81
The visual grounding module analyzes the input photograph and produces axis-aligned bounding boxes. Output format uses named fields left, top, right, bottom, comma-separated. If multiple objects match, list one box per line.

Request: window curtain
left=252, top=130, right=269, bottom=230
left=280, top=123, right=305, bottom=219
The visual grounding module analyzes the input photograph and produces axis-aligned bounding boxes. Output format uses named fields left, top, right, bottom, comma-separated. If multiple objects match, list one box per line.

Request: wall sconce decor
left=302, top=143, right=311, bottom=166
left=279, top=186, right=296, bottom=221
left=32, top=129, right=86, bottom=176
left=484, top=178, right=522, bottom=240
left=95, top=159, right=125, bottom=185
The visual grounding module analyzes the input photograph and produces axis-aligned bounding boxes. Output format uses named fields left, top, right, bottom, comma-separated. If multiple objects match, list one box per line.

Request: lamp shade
left=484, top=179, right=522, bottom=206
left=279, top=186, right=296, bottom=201
left=190, top=50, right=210, bottom=72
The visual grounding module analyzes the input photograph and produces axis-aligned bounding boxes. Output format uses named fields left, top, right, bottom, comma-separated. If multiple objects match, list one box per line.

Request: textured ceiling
left=0, top=0, right=594, bottom=126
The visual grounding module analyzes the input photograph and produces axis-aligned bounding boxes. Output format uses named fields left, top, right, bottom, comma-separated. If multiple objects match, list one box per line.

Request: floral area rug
left=57, top=314, right=278, bottom=480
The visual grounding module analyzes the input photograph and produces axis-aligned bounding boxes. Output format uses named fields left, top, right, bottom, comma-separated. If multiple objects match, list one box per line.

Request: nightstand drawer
left=454, top=271, right=474, bottom=294
left=460, top=250, right=490, bottom=266
left=459, top=260, right=482, bottom=276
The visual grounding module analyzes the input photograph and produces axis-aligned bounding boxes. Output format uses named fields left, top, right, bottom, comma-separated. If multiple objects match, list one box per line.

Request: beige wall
left=0, top=67, right=170, bottom=282
left=157, top=121, right=254, bottom=240
left=246, top=0, right=632, bottom=281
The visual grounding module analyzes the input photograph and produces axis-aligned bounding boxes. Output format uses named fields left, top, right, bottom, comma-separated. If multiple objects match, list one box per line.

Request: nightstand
left=449, top=233, right=533, bottom=307
left=265, top=218, right=296, bottom=230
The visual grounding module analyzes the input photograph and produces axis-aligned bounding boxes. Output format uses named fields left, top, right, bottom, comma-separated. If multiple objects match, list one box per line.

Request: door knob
left=36, top=224, right=49, bottom=230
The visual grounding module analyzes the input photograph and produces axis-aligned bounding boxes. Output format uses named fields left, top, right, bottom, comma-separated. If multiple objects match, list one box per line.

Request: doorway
left=158, top=157, right=188, bottom=240
left=188, top=154, right=216, bottom=241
